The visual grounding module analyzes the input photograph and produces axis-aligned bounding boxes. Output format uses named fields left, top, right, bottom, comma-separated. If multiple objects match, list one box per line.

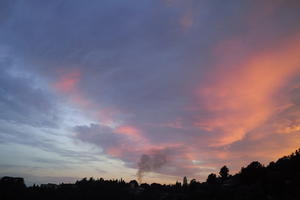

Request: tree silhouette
left=206, top=173, right=218, bottom=184
left=183, top=176, right=188, bottom=187
left=219, top=165, right=229, bottom=182
left=1, top=148, right=300, bottom=200
left=240, top=161, right=265, bottom=184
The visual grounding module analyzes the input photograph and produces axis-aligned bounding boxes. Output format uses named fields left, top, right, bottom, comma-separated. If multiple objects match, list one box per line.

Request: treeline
left=1, top=148, right=300, bottom=200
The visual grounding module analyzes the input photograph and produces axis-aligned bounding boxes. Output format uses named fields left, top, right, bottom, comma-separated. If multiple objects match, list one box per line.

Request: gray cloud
left=137, top=151, right=167, bottom=183
left=74, top=123, right=132, bottom=151
left=0, top=64, right=59, bottom=128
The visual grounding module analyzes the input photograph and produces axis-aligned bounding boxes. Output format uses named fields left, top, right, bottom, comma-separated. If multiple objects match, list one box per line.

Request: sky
left=0, top=0, right=300, bottom=185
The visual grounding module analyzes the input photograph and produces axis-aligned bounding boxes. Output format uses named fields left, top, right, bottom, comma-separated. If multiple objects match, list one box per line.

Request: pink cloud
left=54, top=69, right=81, bottom=93
left=52, top=68, right=94, bottom=109
left=194, top=34, right=300, bottom=146
left=114, top=125, right=141, bottom=137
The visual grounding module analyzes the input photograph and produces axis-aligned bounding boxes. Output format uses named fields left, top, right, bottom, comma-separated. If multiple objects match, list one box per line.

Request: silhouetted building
left=41, top=183, right=58, bottom=189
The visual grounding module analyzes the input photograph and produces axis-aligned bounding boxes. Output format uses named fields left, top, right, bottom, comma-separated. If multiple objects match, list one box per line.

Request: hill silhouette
left=1, top=148, right=300, bottom=200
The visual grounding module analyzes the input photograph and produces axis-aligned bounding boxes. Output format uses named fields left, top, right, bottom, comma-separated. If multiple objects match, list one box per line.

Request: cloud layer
left=0, top=0, right=300, bottom=183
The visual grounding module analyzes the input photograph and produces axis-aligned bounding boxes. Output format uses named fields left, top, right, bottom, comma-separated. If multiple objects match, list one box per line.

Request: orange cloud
left=195, top=34, right=300, bottom=146
left=277, top=123, right=300, bottom=134
left=228, top=133, right=300, bottom=173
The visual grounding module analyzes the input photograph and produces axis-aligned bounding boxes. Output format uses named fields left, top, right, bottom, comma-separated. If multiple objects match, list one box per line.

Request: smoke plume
left=137, top=151, right=167, bottom=183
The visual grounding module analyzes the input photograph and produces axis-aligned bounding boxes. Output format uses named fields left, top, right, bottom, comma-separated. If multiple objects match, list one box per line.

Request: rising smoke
left=137, top=151, right=167, bottom=183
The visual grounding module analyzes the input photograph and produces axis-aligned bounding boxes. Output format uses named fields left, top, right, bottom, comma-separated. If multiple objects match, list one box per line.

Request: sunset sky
left=1, top=0, right=300, bottom=185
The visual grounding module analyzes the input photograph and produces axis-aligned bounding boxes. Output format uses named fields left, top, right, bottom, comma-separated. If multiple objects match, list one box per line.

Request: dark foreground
left=1, top=149, right=300, bottom=200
